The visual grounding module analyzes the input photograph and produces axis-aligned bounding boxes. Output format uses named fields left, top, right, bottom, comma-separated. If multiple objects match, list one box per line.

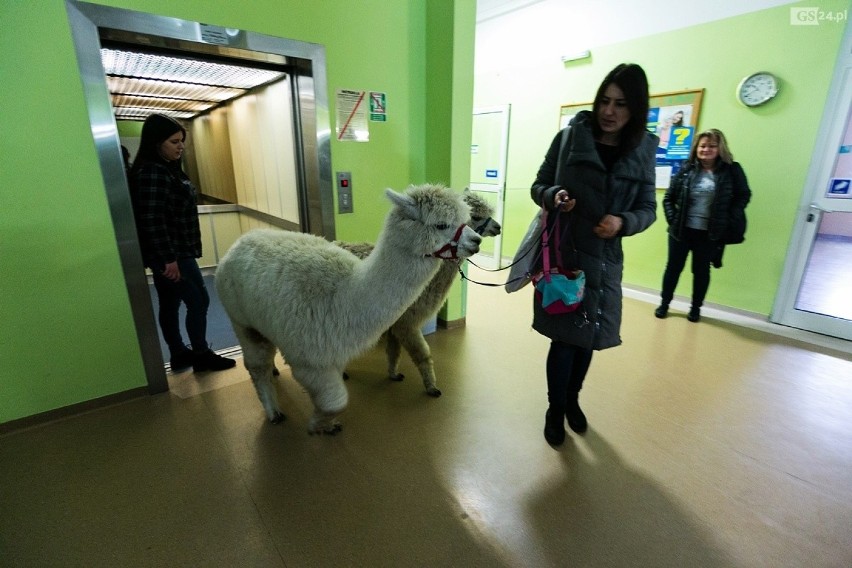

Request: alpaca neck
left=339, top=237, right=440, bottom=337
left=427, top=260, right=461, bottom=299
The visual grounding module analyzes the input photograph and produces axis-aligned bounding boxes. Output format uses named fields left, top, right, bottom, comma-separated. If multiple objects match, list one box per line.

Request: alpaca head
left=462, top=188, right=502, bottom=238
left=384, top=184, right=481, bottom=260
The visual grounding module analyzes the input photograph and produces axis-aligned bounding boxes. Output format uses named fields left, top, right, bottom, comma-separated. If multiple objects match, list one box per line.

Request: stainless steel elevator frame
left=66, top=0, right=334, bottom=393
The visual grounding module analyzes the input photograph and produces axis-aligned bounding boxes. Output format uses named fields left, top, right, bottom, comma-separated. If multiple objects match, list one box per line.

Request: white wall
left=476, top=0, right=796, bottom=54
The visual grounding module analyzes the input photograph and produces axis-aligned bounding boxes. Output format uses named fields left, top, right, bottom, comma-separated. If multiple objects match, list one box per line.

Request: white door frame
left=770, top=18, right=852, bottom=341
left=469, top=105, right=510, bottom=269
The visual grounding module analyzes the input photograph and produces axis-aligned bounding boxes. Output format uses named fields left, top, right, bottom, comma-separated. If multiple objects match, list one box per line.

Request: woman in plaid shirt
left=129, top=113, right=235, bottom=374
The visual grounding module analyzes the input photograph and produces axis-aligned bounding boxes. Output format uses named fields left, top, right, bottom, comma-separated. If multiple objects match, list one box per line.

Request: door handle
left=809, top=202, right=835, bottom=213
left=806, top=202, right=835, bottom=222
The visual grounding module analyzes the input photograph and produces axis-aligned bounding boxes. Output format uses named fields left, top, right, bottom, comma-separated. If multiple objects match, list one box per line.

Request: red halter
left=429, top=224, right=467, bottom=260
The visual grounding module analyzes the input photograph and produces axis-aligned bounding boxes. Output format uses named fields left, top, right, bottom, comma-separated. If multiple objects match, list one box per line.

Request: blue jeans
left=151, top=257, right=210, bottom=356
left=660, top=228, right=716, bottom=308
left=546, top=341, right=593, bottom=409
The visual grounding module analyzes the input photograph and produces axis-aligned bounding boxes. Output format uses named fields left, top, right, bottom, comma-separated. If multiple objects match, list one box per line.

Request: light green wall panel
left=431, top=0, right=477, bottom=322
left=1, top=1, right=147, bottom=424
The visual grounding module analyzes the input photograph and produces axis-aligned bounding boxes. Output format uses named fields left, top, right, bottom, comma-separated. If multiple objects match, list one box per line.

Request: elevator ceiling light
left=111, top=94, right=217, bottom=112
left=113, top=107, right=198, bottom=121
left=100, top=48, right=287, bottom=121
left=106, top=76, right=245, bottom=102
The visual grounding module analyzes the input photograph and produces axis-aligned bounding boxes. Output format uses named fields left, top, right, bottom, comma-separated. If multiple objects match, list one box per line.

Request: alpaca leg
left=233, top=324, right=284, bottom=423
left=395, top=325, right=440, bottom=397
left=386, top=331, right=404, bottom=382
left=291, top=365, right=348, bottom=435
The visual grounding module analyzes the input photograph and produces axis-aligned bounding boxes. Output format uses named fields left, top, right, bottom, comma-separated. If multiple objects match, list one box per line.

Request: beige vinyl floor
left=2, top=268, right=851, bottom=567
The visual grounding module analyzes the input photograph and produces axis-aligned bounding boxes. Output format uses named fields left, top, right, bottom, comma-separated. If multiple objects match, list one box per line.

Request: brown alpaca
left=338, top=190, right=500, bottom=396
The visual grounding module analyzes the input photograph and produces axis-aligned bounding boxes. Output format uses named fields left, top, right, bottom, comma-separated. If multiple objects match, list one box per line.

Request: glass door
left=771, top=20, right=852, bottom=341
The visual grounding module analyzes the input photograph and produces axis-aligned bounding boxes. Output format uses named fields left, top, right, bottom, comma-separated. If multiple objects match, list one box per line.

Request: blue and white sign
left=485, top=169, right=499, bottom=178
left=827, top=178, right=851, bottom=198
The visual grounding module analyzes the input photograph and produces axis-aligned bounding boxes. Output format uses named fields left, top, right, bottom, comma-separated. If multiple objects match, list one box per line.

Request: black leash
left=457, top=264, right=515, bottom=287
left=458, top=227, right=543, bottom=288
left=460, top=209, right=572, bottom=288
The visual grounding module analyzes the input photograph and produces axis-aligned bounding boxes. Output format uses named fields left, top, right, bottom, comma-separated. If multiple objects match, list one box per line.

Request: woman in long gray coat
left=530, top=63, right=658, bottom=446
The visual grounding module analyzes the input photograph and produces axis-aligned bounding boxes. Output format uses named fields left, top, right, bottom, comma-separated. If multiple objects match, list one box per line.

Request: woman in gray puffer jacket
left=655, top=129, right=751, bottom=323
left=530, top=63, right=658, bottom=446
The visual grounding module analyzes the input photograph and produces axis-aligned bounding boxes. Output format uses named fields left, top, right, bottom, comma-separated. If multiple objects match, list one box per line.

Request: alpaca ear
left=385, top=187, right=418, bottom=218
left=463, top=187, right=471, bottom=196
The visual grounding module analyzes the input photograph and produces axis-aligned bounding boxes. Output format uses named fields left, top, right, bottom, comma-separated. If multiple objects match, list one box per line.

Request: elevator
left=66, top=1, right=335, bottom=393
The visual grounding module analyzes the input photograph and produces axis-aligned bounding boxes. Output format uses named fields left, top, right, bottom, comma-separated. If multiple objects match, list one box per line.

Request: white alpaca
left=338, top=190, right=501, bottom=396
left=215, top=184, right=481, bottom=434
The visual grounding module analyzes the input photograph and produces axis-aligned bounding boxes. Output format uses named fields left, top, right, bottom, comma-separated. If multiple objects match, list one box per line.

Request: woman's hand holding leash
left=554, top=189, right=576, bottom=213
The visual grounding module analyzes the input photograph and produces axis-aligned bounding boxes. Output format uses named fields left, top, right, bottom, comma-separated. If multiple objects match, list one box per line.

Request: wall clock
left=736, top=72, right=780, bottom=107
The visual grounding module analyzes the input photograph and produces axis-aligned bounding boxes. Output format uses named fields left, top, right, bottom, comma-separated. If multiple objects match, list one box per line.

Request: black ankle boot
left=543, top=408, right=566, bottom=446
left=654, top=304, right=669, bottom=319
left=566, top=396, right=587, bottom=434
left=687, top=306, right=701, bottom=323
left=192, top=349, right=237, bottom=372
left=169, top=348, right=194, bottom=373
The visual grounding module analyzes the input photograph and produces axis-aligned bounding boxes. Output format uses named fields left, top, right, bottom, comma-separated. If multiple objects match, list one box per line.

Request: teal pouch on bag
left=533, top=268, right=585, bottom=314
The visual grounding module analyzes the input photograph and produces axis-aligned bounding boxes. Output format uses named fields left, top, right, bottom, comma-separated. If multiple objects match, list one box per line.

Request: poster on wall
left=336, top=89, right=369, bottom=142
left=559, top=89, right=704, bottom=188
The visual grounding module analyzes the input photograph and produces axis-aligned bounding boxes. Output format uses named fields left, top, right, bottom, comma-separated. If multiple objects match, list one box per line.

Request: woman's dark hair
left=129, top=113, right=186, bottom=177
left=591, top=63, right=650, bottom=153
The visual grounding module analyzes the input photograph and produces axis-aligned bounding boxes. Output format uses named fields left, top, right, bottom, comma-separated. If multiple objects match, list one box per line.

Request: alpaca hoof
left=309, top=423, right=342, bottom=436
left=270, top=412, right=286, bottom=424
left=426, top=387, right=442, bottom=398
left=343, top=371, right=349, bottom=381
left=389, top=373, right=404, bottom=382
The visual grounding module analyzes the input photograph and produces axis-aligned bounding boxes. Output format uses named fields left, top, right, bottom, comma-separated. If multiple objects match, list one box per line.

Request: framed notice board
left=559, top=88, right=704, bottom=188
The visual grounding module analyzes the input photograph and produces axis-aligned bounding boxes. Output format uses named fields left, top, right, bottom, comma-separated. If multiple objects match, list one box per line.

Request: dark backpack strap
left=554, top=125, right=571, bottom=182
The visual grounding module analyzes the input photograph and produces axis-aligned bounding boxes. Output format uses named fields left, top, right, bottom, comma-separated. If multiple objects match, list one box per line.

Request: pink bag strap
left=540, top=209, right=565, bottom=282
left=541, top=206, right=576, bottom=281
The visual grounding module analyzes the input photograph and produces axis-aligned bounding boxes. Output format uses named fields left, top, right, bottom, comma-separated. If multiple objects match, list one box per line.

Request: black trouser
left=546, top=341, right=593, bottom=410
left=151, top=258, right=210, bottom=356
left=660, top=228, right=715, bottom=308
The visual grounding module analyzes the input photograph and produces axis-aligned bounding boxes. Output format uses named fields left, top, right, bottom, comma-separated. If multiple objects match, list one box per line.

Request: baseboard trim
left=0, top=386, right=149, bottom=436
left=438, top=317, right=466, bottom=330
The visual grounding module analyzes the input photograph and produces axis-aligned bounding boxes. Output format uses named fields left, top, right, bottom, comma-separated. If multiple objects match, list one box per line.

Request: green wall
left=477, top=0, right=847, bottom=315
left=431, top=0, right=477, bottom=321
left=0, top=0, right=476, bottom=425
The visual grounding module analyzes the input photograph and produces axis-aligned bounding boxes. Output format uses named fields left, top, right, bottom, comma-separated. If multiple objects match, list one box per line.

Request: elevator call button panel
left=337, top=171, right=353, bottom=214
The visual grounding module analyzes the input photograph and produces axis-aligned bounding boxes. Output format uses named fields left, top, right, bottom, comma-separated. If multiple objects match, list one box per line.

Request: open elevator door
left=66, top=0, right=334, bottom=393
